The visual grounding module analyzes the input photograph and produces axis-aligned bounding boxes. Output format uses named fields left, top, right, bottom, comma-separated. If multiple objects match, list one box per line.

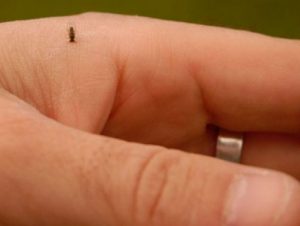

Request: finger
left=241, top=133, right=300, bottom=180
left=1, top=14, right=300, bottom=134
left=0, top=91, right=299, bottom=226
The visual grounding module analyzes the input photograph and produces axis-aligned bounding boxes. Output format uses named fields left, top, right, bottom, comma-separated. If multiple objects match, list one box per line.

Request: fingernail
left=223, top=170, right=293, bottom=226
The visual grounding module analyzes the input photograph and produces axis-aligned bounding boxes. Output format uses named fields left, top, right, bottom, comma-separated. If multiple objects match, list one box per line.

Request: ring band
left=216, top=129, right=244, bottom=163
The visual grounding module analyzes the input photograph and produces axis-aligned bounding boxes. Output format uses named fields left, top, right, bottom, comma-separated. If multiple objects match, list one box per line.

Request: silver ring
left=216, top=129, right=244, bottom=163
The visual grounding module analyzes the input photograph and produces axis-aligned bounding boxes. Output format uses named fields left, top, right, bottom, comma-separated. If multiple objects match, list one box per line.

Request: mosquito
left=68, top=26, right=76, bottom=43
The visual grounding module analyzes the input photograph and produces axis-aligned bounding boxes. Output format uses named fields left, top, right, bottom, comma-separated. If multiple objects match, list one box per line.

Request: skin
left=0, top=12, right=299, bottom=226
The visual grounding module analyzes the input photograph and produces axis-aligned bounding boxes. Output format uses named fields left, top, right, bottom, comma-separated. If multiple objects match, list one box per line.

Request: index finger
left=0, top=13, right=300, bottom=134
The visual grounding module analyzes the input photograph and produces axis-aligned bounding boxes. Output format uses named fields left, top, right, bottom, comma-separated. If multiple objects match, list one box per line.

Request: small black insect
left=69, top=26, right=76, bottom=43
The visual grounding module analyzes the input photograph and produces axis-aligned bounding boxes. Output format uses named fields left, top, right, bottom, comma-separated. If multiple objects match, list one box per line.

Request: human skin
left=0, top=13, right=299, bottom=226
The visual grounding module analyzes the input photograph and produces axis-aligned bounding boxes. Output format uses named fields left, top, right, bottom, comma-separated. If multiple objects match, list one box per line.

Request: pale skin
left=0, top=13, right=299, bottom=226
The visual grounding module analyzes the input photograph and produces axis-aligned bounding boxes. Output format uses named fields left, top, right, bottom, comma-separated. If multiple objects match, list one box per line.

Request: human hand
left=0, top=13, right=299, bottom=226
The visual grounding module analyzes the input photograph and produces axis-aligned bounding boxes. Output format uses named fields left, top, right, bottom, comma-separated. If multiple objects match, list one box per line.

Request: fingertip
left=223, top=169, right=300, bottom=226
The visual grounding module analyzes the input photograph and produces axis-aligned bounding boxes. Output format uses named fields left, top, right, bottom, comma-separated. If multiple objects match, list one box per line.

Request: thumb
left=0, top=90, right=299, bottom=226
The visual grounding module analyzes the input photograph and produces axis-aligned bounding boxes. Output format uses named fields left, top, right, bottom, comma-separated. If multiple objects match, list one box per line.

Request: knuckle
left=132, top=150, right=184, bottom=225
left=133, top=151, right=238, bottom=226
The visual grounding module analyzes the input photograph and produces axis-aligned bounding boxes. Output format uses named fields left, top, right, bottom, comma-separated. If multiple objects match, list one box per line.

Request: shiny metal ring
left=216, top=129, right=244, bottom=163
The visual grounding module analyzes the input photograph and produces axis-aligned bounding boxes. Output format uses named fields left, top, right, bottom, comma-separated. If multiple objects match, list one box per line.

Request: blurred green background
left=1, top=0, right=300, bottom=38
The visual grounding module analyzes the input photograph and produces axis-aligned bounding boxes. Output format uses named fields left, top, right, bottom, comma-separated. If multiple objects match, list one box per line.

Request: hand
left=0, top=13, right=299, bottom=226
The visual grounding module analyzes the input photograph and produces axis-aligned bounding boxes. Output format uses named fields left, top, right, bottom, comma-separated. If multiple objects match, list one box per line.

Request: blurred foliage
left=1, top=0, right=300, bottom=38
